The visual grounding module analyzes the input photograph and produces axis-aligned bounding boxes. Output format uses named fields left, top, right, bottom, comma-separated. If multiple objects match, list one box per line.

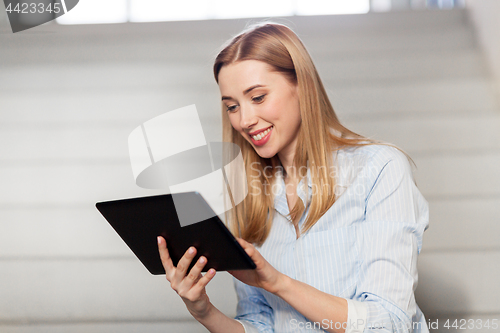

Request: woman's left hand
left=228, top=238, right=286, bottom=295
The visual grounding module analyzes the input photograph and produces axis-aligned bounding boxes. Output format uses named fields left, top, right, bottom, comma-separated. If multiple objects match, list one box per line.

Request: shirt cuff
left=235, top=319, right=260, bottom=333
left=346, top=299, right=368, bottom=333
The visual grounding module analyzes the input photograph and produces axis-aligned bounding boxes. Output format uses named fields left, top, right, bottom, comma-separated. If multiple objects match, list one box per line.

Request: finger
left=236, top=237, right=250, bottom=248
left=183, top=256, right=208, bottom=288
left=157, top=236, right=175, bottom=279
left=237, top=238, right=255, bottom=257
left=188, top=268, right=216, bottom=297
left=174, top=246, right=197, bottom=281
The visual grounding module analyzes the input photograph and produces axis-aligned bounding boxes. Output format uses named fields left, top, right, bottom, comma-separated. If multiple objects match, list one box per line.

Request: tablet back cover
left=96, top=192, right=255, bottom=274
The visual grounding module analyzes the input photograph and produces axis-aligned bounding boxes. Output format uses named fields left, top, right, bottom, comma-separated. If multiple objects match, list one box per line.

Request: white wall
left=466, top=0, right=500, bottom=104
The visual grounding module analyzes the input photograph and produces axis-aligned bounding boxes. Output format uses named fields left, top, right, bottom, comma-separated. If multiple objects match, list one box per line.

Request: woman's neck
left=277, top=134, right=300, bottom=182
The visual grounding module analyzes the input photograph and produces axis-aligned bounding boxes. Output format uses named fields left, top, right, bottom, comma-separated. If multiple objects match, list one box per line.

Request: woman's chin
left=248, top=138, right=277, bottom=159
left=254, top=149, right=276, bottom=159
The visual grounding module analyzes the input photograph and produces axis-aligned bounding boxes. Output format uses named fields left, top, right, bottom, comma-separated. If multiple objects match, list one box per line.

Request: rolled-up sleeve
left=233, top=277, right=274, bottom=333
left=349, top=146, right=429, bottom=333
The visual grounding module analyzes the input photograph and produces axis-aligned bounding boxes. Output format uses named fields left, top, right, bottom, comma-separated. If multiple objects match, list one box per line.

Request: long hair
left=214, top=21, right=389, bottom=245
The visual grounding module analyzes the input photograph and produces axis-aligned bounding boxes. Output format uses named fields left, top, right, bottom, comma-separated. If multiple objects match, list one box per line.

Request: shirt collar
left=273, top=167, right=312, bottom=221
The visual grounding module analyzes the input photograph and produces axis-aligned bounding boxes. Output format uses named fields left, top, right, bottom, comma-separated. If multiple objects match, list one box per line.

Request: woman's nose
left=239, top=105, right=258, bottom=130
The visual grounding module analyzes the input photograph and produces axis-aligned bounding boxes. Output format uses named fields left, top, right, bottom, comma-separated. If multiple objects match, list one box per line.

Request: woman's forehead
left=219, top=60, right=272, bottom=78
left=218, top=61, right=281, bottom=92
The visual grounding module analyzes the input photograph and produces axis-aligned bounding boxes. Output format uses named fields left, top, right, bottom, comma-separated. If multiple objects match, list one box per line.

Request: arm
left=157, top=236, right=245, bottom=333
left=233, top=277, right=275, bottom=333
left=193, top=303, right=246, bottom=333
left=276, top=275, right=349, bottom=332
left=348, top=147, right=429, bottom=333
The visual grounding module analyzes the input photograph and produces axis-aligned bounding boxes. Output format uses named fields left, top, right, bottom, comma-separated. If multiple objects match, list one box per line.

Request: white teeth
left=252, top=126, right=272, bottom=141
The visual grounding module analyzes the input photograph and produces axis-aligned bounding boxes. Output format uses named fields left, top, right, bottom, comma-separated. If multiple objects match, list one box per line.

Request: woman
left=157, top=22, right=429, bottom=333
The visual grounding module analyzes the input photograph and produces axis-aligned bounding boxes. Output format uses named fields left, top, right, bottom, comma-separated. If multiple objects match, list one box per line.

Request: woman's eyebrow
left=221, top=84, right=266, bottom=101
left=243, top=84, right=266, bottom=95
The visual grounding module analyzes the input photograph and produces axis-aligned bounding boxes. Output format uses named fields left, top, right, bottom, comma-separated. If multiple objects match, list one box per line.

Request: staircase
left=0, top=7, right=499, bottom=332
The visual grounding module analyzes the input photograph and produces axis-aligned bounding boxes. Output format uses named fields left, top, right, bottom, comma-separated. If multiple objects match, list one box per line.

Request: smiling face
left=218, top=60, right=302, bottom=161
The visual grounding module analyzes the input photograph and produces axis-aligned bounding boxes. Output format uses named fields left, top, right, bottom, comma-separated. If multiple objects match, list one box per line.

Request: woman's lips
left=250, top=126, right=273, bottom=146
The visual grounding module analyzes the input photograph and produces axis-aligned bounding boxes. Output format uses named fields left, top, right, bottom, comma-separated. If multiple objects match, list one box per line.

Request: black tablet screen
left=96, top=192, right=256, bottom=274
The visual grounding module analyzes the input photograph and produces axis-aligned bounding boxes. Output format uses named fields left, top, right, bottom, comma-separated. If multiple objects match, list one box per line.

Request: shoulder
left=336, top=144, right=411, bottom=170
left=335, top=144, right=413, bottom=184
left=368, top=144, right=411, bottom=171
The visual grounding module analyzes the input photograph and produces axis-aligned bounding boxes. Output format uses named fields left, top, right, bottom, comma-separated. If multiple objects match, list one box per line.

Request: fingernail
left=199, top=257, right=206, bottom=264
left=157, top=236, right=162, bottom=245
left=209, top=269, right=215, bottom=275
left=189, top=247, right=195, bottom=254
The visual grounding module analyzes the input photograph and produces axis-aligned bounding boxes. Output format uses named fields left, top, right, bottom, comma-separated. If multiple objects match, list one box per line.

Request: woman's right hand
left=157, top=236, right=217, bottom=319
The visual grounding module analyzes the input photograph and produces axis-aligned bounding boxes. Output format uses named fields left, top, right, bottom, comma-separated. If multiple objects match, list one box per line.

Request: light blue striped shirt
left=233, top=144, right=430, bottom=333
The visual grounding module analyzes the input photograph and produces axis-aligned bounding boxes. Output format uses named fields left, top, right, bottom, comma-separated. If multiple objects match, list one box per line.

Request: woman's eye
left=252, top=94, right=266, bottom=103
left=226, top=105, right=238, bottom=112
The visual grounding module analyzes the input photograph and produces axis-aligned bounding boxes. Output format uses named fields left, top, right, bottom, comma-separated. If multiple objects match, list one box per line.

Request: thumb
left=236, top=237, right=252, bottom=251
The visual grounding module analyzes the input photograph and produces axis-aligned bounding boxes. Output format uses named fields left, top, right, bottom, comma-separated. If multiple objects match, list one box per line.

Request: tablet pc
left=95, top=192, right=256, bottom=275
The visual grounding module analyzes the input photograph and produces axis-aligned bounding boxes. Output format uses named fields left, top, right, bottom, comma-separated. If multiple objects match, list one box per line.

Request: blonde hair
left=214, top=22, right=388, bottom=245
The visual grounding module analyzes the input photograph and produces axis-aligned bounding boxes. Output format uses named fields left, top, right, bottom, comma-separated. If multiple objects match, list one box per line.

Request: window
left=56, top=0, right=465, bottom=25
left=56, top=0, right=370, bottom=25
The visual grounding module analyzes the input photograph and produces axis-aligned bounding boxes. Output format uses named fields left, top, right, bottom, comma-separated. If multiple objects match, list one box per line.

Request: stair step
left=1, top=197, right=498, bottom=258
left=0, top=252, right=497, bottom=321
left=2, top=112, right=500, bottom=161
